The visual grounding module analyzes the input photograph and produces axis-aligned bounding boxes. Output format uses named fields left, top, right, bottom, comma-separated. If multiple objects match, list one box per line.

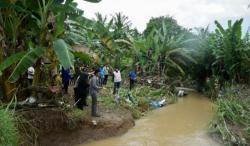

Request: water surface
left=79, top=93, right=221, bottom=146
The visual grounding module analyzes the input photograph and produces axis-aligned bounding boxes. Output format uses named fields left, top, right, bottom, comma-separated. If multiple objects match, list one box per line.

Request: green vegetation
left=98, top=82, right=177, bottom=119
left=73, top=52, right=94, bottom=65
left=0, top=107, right=19, bottom=146
left=66, top=108, right=88, bottom=129
left=188, top=19, right=250, bottom=90
left=0, top=0, right=250, bottom=145
left=68, top=108, right=88, bottom=120
left=210, top=86, right=250, bottom=145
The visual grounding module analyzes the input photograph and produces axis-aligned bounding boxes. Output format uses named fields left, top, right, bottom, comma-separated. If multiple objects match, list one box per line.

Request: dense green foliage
left=211, top=19, right=250, bottom=83
left=0, top=0, right=250, bottom=145
left=0, top=0, right=101, bottom=100
left=0, top=108, right=19, bottom=146
left=187, top=19, right=250, bottom=91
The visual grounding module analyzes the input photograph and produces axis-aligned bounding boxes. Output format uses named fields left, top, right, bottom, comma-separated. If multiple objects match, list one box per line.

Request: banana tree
left=150, top=20, right=196, bottom=77
left=0, top=0, right=29, bottom=101
left=130, top=31, right=155, bottom=76
left=212, top=19, right=250, bottom=83
left=0, top=0, right=101, bottom=101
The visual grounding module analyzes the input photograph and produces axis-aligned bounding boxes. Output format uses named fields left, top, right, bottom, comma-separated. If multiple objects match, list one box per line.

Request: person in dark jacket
left=74, top=69, right=90, bottom=110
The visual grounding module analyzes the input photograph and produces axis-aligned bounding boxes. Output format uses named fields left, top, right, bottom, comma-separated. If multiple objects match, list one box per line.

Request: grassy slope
left=209, top=85, right=250, bottom=145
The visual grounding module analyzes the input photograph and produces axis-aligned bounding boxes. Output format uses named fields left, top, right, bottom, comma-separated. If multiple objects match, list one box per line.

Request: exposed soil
left=19, top=106, right=135, bottom=146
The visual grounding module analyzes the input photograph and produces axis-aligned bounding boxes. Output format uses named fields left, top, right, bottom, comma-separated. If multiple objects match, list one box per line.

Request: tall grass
left=210, top=91, right=250, bottom=145
left=0, top=107, right=19, bottom=146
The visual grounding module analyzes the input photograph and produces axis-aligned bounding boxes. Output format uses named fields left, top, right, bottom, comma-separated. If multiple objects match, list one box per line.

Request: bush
left=0, top=108, right=19, bottom=146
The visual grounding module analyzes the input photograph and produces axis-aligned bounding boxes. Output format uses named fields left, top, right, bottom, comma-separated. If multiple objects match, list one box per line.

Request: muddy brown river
left=79, top=93, right=222, bottom=146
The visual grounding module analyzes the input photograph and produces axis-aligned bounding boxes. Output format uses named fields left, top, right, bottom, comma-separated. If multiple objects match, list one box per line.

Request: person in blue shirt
left=129, top=71, right=137, bottom=90
left=103, top=64, right=109, bottom=85
left=61, top=67, right=71, bottom=94
left=99, top=66, right=105, bottom=86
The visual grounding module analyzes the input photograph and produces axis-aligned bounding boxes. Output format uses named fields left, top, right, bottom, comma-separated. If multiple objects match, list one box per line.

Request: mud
left=19, top=106, right=134, bottom=146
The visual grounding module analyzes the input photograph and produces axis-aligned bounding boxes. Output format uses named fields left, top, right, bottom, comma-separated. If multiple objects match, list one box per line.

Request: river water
left=79, top=93, right=221, bottom=146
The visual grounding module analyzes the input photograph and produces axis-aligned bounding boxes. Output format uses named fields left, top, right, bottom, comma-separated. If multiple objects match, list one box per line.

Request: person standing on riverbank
left=113, top=68, right=122, bottom=95
left=129, top=70, right=137, bottom=90
left=27, top=66, right=35, bottom=86
left=74, top=68, right=90, bottom=110
left=89, top=69, right=102, bottom=117
left=61, top=67, right=71, bottom=94
left=103, top=64, right=109, bottom=85
left=99, top=66, right=105, bottom=86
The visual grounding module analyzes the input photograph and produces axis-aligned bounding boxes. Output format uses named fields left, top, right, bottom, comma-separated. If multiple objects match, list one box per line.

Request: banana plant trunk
left=48, top=45, right=59, bottom=78
left=31, top=58, right=45, bottom=97
left=0, top=73, right=16, bottom=102
left=0, top=47, right=16, bottom=102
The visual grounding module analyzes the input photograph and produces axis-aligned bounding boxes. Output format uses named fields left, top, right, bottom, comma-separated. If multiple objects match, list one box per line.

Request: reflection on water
left=79, top=93, right=221, bottom=146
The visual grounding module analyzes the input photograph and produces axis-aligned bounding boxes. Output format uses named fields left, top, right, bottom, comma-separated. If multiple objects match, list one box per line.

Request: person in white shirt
left=113, top=68, right=121, bottom=95
left=27, top=66, right=35, bottom=85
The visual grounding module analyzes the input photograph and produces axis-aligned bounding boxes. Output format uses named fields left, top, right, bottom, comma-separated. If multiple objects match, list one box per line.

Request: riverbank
left=206, top=84, right=250, bottom=145
left=19, top=106, right=134, bottom=146
left=17, top=83, right=177, bottom=146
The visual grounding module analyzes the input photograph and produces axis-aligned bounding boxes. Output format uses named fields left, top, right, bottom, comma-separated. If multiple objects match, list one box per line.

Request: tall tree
left=143, top=16, right=190, bottom=38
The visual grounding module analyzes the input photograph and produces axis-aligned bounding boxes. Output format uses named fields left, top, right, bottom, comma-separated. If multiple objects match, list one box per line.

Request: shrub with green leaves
left=0, top=108, right=19, bottom=146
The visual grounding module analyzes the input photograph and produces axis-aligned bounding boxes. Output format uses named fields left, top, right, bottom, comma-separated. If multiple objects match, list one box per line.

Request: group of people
left=73, top=67, right=101, bottom=117
left=27, top=64, right=137, bottom=117
left=73, top=64, right=137, bottom=117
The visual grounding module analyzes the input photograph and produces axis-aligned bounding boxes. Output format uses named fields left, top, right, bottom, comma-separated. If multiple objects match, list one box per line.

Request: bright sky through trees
left=75, top=0, right=250, bottom=32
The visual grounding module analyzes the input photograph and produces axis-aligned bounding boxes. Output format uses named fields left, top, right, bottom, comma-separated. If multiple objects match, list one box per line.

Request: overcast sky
left=75, top=0, right=250, bottom=32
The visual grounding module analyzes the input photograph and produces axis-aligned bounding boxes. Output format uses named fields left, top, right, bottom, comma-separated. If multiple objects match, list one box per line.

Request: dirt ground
left=39, top=107, right=134, bottom=146
left=15, top=83, right=135, bottom=146
left=19, top=104, right=134, bottom=146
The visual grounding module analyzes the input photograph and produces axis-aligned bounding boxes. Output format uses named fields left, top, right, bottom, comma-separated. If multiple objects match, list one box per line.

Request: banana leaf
left=9, top=48, right=46, bottom=82
left=54, top=12, right=65, bottom=37
left=0, top=51, right=26, bottom=76
left=53, top=39, right=74, bottom=69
